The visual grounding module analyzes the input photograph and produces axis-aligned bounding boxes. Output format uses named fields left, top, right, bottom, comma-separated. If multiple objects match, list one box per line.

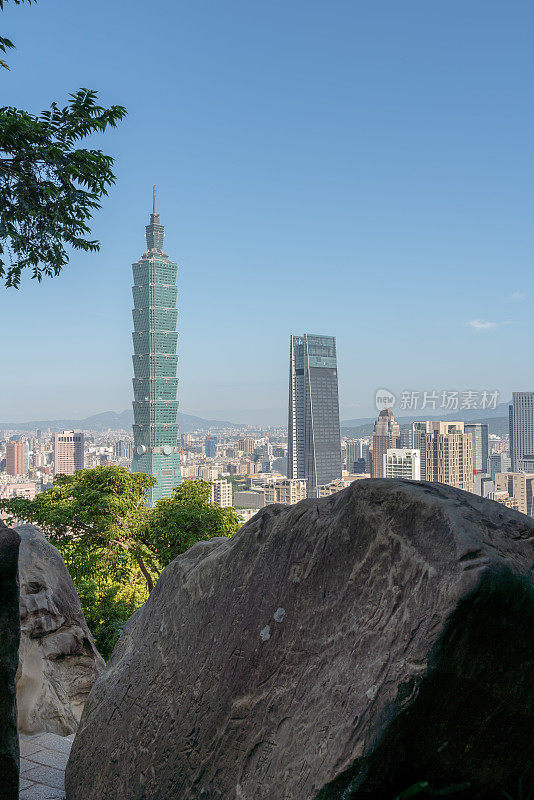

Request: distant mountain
left=342, top=408, right=510, bottom=439
left=0, top=409, right=245, bottom=433
left=341, top=402, right=510, bottom=429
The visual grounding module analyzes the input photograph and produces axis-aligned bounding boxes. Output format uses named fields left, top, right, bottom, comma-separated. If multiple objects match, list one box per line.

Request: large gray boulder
left=66, top=480, right=534, bottom=800
left=16, top=524, right=105, bottom=736
left=0, top=523, right=20, bottom=800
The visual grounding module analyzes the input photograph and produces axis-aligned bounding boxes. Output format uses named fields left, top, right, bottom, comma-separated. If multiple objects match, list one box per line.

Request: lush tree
left=0, top=0, right=126, bottom=287
left=76, top=572, right=148, bottom=661
left=0, top=466, right=160, bottom=590
left=145, top=480, right=241, bottom=568
left=0, top=469, right=241, bottom=657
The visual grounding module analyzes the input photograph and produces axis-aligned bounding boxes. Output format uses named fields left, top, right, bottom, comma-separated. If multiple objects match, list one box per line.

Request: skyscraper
left=53, top=431, right=84, bottom=476
left=131, top=187, right=182, bottom=506
left=288, top=334, right=342, bottom=497
left=412, top=421, right=430, bottom=480
left=464, top=422, right=489, bottom=473
left=372, top=409, right=400, bottom=478
left=509, top=392, right=534, bottom=472
left=488, top=452, right=511, bottom=480
left=6, top=440, right=25, bottom=476
left=205, top=436, right=218, bottom=459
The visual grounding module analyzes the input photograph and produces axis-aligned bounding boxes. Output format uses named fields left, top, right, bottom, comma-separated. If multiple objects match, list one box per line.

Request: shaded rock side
left=16, top=524, right=105, bottom=736
left=66, top=480, right=534, bottom=800
left=0, top=523, right=21, bottom=800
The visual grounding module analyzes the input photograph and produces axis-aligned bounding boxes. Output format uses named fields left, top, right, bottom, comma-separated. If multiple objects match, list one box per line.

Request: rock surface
left=0, top=522, right=21, bottom=800
left=16, top=524, right=105, bottom=736
left=66, top=480, right=534, bottom=800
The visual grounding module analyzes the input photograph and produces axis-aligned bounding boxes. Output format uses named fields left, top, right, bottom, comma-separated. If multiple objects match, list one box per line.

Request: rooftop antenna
left=153, top=184, right=157, bottom=216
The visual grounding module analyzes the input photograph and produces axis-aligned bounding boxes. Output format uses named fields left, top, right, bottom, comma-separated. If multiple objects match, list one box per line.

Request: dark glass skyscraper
left=131, top=187, right=182, bottom=506
left=509, top=392, right=534, bottom=472
left=288, top=334, right=342, bottom=496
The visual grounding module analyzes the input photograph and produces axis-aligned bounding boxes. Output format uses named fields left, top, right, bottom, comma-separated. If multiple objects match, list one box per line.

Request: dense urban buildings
left=509, top=392, right=534, bottom=472
left=130, top=188, right=182, bottom=506
left=287, top=334, right=342, bottom=497
left=371, top=409, right=400, bottom=478
left=494, top=472, right=534, bottom=516
left=53, top=431, right=84, bottom=476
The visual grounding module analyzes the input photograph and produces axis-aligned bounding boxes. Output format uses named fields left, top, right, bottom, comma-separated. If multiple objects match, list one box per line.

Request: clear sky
left=1, top=0, right=533, bottom=425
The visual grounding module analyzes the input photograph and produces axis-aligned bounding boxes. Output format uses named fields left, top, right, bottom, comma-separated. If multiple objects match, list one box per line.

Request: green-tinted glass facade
left=131, top=188, right=182, bottom=505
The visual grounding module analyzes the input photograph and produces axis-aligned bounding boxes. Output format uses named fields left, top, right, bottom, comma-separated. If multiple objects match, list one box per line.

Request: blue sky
left=1, top=0, right=533, bottom=425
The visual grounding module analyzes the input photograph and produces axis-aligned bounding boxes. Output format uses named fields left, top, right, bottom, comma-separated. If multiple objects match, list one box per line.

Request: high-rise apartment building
left=372, top=409, right=400, bottom=478
left=488, top=452, right=511, bottom=480
left=346, top=439, right=369, bottom=472
left=412, top=421, right=430, bottom=480
left=288, top=334, right=342, bottom=497
left=473, top=472, right=494, bottom=498
left=205, top=436, right=218, bottom=458
left=425, top=422, right=473, bottom=492
left=399, top=428, right=413, bottom=449
left=264, top=478, right=307, bottom=505
left=6, top=440, right=25, bottom=476
left=113, top=440, right=133, bottom=461
left=53, top=431, right=84, bottom=476
left=509, top=392, right=534, bottom=472
left=131, top=188, right=182, bottom=506
left=238, top=437, right=255, bottom=455
left=518, top=456, right=534, bottom=472
left=210, top=480, right=233, bottom=508
left=464, top=423, right=489, bottom=473
left=384, top=448, right=421, bottom=480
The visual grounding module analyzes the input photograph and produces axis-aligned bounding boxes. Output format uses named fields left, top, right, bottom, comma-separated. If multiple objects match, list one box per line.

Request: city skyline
left=1, top=1, right=533, bottom=424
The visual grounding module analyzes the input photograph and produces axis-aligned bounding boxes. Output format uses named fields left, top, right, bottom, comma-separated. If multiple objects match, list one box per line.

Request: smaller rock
left=16, top=524, right=105, bottom=736
left=0, top=522, right=21, bottom=800
left=260, top=625, right=271, bottom=641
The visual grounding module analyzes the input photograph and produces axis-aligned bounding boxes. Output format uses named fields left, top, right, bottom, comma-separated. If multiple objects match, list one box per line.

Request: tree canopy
left=0, top=467, right=242, bottom=658
left=0, top=0, right=125, bottom=287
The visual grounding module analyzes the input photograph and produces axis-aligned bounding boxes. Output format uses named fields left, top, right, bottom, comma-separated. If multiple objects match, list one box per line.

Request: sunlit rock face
left=15, top=524, right=104, bottom=736
left=66, top=481, right=534, bottom=800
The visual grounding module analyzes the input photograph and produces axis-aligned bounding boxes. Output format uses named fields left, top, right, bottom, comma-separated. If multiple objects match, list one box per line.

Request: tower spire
left=145, top=184, right=164, bottom=251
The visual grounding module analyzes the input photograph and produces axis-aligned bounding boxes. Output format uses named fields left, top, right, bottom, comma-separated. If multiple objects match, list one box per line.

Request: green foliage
left=145, top=479, right=241, bottom=568
left=0, top=1, right=126, bottom=286
left=0, top=1, right=33, bottom=69
left=0, top=469, right=241, bottom=658
left=1, top=465, right=159, bottom=583
left=76, top=573, right=148, bottom=661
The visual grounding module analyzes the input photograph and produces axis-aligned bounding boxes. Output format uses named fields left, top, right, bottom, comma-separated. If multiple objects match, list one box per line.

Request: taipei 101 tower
left=131, top=187, right=182, bottom=505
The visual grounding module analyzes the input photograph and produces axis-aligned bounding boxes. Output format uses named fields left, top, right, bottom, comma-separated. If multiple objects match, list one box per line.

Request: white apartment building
left=210, top=480, right=233, bottom=508
left=384, top=448, right=421, bottom=480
